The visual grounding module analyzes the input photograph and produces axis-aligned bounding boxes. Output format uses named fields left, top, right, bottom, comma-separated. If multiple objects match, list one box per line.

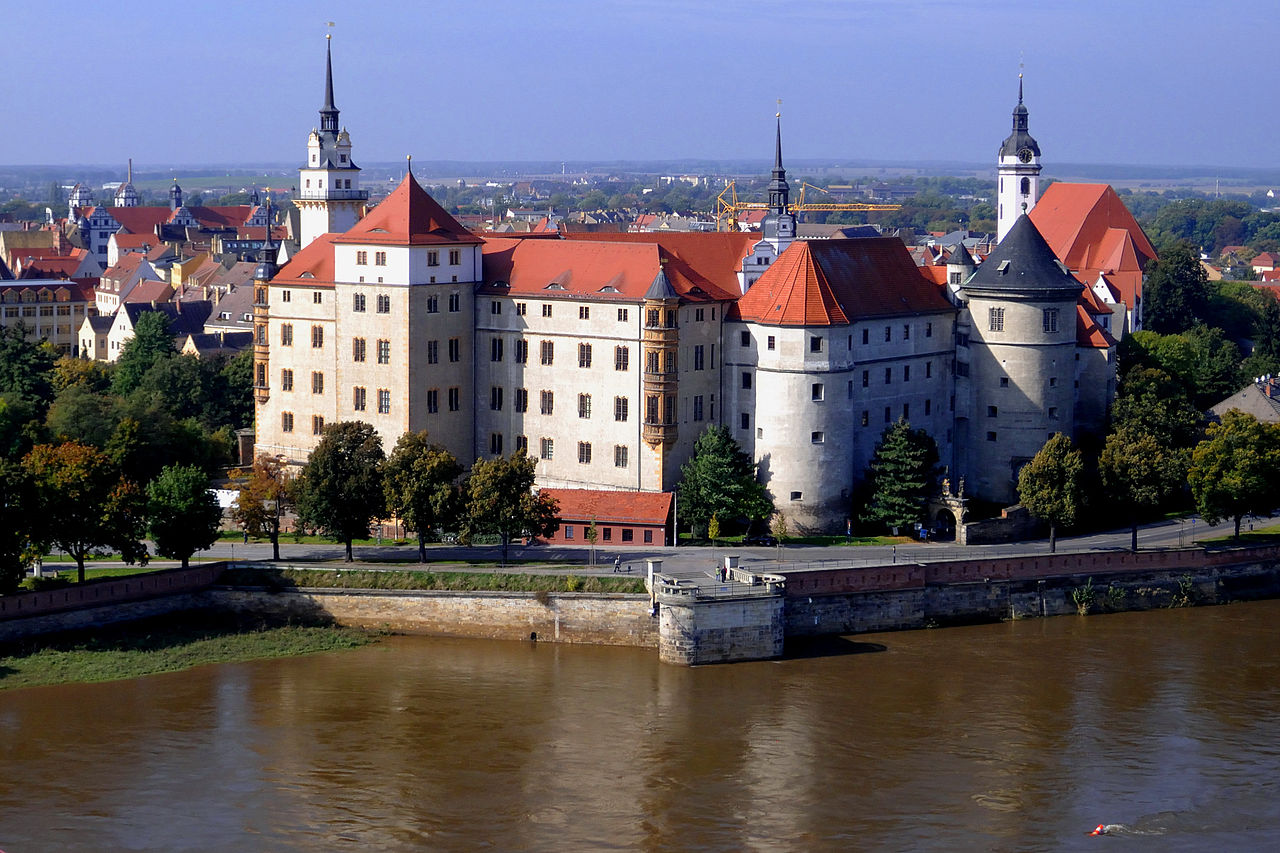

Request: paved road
left=196, top=514, right=1249, bottom=576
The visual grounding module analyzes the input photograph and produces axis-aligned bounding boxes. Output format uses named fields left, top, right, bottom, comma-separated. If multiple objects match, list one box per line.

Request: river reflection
left=2, top=601, right=1279, bottom=851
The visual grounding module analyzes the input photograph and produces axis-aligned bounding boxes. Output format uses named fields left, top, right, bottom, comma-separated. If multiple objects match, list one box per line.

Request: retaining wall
left=657, top=594, right=785, bottom=665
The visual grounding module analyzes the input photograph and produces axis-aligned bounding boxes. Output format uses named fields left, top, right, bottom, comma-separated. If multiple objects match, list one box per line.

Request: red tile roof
left=106, top=207, right=170, bottom=235
left=539, top=488, right=672, bottom=526
left=124, top=279, right=175, bottom=304
left=1253, top=252, right=1280, bottom=267
left=113, top=233, right=162, bottom=250
left=1029, top=183, right=1156, bottom=310
left=1076, top=303, right=1116, bottom=349
left=733, top=238, right=954, bottom=326
left=273, top=233, right=340, bottom=287
left=1252, top=283, right=1280, bottom=302
left=562, top=231, right=757, bottom=301
left=333, top=172, right=478, bottom=247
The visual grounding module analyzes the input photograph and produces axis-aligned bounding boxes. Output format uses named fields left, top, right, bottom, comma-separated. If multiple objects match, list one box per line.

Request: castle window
left=987, top=431, right=997, bottom=442
left=904, top=365, right=911, bottom=382
left=312, top=415, right=325, bottom=435
left=988, top=405, right=998, bottom=418
left=989, top=308, right=1005, bottom=331
left=926, top=322, right=933, bottom=337
left=694, top=345, right=705, bottom=370
left=884, top=368, right=892, bottom=385
left=578, top=394, right=592, bottom=419
left=1000, top=377, right=1010, bottom=387
left=427, top=340, right=438, bottom=364
left=449, top=250, right=461, bottom=265
left=1049, top=407, right=1059, bottom=419
left=490, top=433, right=503, bottom=455
left=281, top=369, right=293, bottom=391
left=615, top=446, right=629, bottom=468
left=541, top=390, right=554, bottom=415
left=352, top=337, right=366, bottom=362
left=740, top=412, right=749, bottom=430
left=281, top=323, right=293, bottom=346
left=926, top=361, right=933, bottom=378
left=427, top=296, right=438, bottom=313
left=540, top=438, right=554, bottom=460
left=902, top=325, right=910, bottom=341
left=647, top=396, right=659, bottom=424
left=380, top=340, right=392, bottom=364
left=742, top=372, right=752, bottom=389
left=313, top=292, right=323, bottom=304
left=903, top=404, right=909, bottom=419
left=427, top=251, right=439, bottom=267
left=862, top=370, right=869, bottom=388
left=811, top=383, right=824, bottom=401
left=861, top=411, right=869, bottom=426
left=579, top=343, right=592, bottom=368
left=810, top=335, right=823, bottom=352
left=615, top=346, right=629, bottom=371
left=515, top=388, right=528, bottom=413
left=516, top=302, right=527, bottom=316
left=862, top=328, right=869, bottom=345
left=884, top=407, right=891, bottom=423
left=790, top=491, right=802, bottom=501
left=491, top=387, right=503, bottom=411
left=925, top=399, right=932, bottom=415
left=578, top=442, right=592, bottom=464
left=352, top=386, right=366, bottom=411
left=740, top=330, right=750, bottom=347
left=1049, top=377, right=1057, bottom=387
left=353, top=293, right=366, bottom=312
left=449, top=294, right=460, bottom=312
left=955, top=361, right=969, bottom=377
left=1043, top=308, right=1059, bottom=333
left=618, top=308, right=629, bottom=322
left=281, top=412, right=293, bottom=433
left=491, top=300, right=501, bottom=315
left=448, top=387, right=460, bottom=411
left=445, top=338, right=458, bottom=363
left=358, top=251, right=369, bottom=266
left=540, top=340, right=554, bottom=365
left=515, top=340, right=528, bottom=363
left=1021, top=177, right=1031, bottom=195
left=811, top=431, right=824, bottom=443
left=615, top=396, right=629, bottom=422
left=516, top=435, right=528, bottom=453
left=375, top=252, right=387, bottom=266
left=427, top=390, right=438, bottom=414
left=579, top=306, right=590, bottom=320
left=884, top=326, right=891, bottom=342
left=542, top=304, right=553, bottom=318
left=693, top=395, right=703, bottom=421
left=311, top=325, right=324, bottom=348
left=282, top=290, right=291, bottom=303
left=311, top=372, right=324, bottom=394
left=491, top=338, right=504, bottom=362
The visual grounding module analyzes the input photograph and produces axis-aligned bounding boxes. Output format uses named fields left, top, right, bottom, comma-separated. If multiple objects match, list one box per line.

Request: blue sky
left=7, top=0, right=1276, bottom=168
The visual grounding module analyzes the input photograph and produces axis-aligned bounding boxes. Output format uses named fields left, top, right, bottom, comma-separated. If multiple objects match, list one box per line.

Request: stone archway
left=928, top=477, right=969, bottom=545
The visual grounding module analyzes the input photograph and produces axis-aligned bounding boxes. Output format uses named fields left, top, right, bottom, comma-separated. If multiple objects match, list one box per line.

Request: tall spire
left=319, top=34, right=339, bottom=135
left=767, top=107, right=789, bottom=214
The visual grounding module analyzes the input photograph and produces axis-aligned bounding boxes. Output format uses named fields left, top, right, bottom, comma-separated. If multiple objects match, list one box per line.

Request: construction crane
left=714, top=180, right=901, bottom=232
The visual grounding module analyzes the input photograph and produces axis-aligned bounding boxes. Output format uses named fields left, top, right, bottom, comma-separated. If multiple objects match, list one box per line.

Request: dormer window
left=340, top=154, right=347, bottom=163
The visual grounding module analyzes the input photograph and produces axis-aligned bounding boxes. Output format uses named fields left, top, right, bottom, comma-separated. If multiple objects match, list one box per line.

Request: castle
left=253, top=46, right=1154, bottom=532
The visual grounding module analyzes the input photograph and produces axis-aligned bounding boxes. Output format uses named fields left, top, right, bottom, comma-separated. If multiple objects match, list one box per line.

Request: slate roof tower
left=997, top=75, right=1042, bottom=242
left=297, top=34, right=367, bottom=249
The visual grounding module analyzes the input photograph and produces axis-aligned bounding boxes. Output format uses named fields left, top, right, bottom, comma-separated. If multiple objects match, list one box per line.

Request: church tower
left=114, top=159, right=140, bottom=208
left=996, top=75, right=1041, bottom=242
left=296, top=35, right=366, bottom=249
left=760, top=115, right=796, bottom=254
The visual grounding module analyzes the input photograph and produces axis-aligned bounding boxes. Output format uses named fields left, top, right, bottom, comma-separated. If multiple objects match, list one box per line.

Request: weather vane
left=776, top=97, right=782, bottom=119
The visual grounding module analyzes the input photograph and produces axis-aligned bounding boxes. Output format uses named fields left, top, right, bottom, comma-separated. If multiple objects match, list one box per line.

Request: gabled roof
left=734, top=237, right=954, bottom=326
left=124, top=279, right=175, bottom=304
left=539, top=488, right=672, bottom=526
left=107, top=207, right=170, bottom=235
left=121, top=299, right=213, bottom=336
left=273, top=233, right=339, bottom=287
left=85, top=314, right=113, bottom=333
left=333, top=172, right=478, bottom=247
left=562, top=231, right=757, bottom=301
left=1076, top=303, right=1116, bottom=349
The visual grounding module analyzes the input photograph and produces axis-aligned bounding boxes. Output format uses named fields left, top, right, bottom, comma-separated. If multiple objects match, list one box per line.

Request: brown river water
left=2, top=600, right=1279, bottom=851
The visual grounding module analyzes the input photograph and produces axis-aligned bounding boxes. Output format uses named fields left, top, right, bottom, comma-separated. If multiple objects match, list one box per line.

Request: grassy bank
left=222, top=566, right=648, bottom=594
left=0, top=612, right=375, bottom=691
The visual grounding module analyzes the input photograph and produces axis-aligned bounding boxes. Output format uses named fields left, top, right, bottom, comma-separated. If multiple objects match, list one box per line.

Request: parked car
left=744, top=534, right=778, bottom=547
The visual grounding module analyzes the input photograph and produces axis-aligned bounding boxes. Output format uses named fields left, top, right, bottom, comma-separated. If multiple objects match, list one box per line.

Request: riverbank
left=223, top=566, right=648, bottom=594
left=0, top=611, right=375, bottom=691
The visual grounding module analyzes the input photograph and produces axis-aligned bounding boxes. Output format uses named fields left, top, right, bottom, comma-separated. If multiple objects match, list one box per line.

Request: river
left=2, top=600, right=1278, bottom=851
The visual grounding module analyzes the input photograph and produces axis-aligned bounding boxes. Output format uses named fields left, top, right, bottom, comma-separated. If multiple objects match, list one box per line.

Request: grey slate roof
left=644, top=267, right=679, bottom=301
left=963, top=215, right=1081, bottom=297
left=122, top=299, right=213, bottom=337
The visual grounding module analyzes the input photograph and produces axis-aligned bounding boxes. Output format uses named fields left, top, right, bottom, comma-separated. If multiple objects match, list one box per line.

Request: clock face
left=1018, top=148, right=1034, bottom=164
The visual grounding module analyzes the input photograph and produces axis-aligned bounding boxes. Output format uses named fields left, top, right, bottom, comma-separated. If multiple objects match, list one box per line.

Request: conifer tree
left=860, top=419, right=939, bottom=534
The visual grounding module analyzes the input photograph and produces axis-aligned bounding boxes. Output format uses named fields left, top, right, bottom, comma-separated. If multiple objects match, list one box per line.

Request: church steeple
left=997, top=73, right=1042, bottom=242
left=762, top=109, right=796, bottom=252
left=319, top=35, right=339, bottom=135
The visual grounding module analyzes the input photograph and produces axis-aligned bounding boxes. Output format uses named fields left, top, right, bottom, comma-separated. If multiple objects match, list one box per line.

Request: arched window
left=1020, top=177, right=1030, bottom=195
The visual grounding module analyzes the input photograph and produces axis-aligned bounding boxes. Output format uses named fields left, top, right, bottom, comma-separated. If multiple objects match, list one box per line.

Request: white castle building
left=254, top=45, right=1142, bottom=531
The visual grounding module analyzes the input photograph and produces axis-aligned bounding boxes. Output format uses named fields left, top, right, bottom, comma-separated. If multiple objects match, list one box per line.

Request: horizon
left=7, top=0, right=1278, bottom=172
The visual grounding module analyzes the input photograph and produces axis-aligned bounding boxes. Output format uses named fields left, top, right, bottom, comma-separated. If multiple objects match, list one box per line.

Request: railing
left=295, top=189, right=369, bottom=201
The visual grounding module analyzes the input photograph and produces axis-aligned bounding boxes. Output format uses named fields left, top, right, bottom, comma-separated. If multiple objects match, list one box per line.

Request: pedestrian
left=614, top=554, right=621, bottom=573
left=242, top=528, right=249, bottom=544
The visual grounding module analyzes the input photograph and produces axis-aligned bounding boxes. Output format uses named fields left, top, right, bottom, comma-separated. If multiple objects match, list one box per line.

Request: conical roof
left=644, top=265, right=680, bottom=301
left=963, top=214, right=1081, bottom=297
left=947, top=242, right=975, bottom=267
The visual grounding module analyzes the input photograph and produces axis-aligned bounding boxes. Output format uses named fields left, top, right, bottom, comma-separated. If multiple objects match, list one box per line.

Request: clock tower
left=996, top=74, right=1041, bottom=242
left=297, top=35, right=367, bottom=249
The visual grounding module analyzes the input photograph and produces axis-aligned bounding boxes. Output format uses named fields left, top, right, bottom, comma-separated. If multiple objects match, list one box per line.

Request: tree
left=677, top=425, right=772, bottom=538
left=462, top=449, right=559, bottom=565
left=147, top=464, right=223, bottom=568
left=0, top=324, right=56, bottom=412
left=1144, top=242, right=1212, bottom=334
left=860, top=419, right=940, bottom=534
left=1188, top=410, right=1280, bottom=538
left=1110, top=366, right=1203, bottom=450
left=231, top=454, right=294, bottom=560
left=1017, top=433, right=1084, bottom=553
left=51, top=355, right=113, bottom=394
left=1101, top=427, right=1189, bottom=551
left=111, top=311, right=175, bottom=396
left=24, top=441, right=144, bottom=583
left=382, top=432, right=462, bottom=562
left=0, top=459, right=37, bottom=594
left=294, top=421, right=387, bottom=561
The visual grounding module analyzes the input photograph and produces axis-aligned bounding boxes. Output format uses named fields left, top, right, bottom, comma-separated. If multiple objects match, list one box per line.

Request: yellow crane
left=714, top=180, right=900, bottom=232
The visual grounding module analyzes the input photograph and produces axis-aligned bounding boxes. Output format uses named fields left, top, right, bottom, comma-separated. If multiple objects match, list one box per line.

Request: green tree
left=147, top=464, right=222, bottom=568
left=1017, top=433, right=1084, bottom=553
left=1110, top=367, right=1204, bottom=450
left=462, top=449, right=559, bottom=565
left=51, top=355, right=113, bottom=394
left=112, top=311, right=176, bottom=396
left=1144, top=242, right=1212, bottom=334
left=676, top=425, right=772, bottom=538
left=1100, top=427, right=1189, bottom=551
left=44, top=385, right=118, bottom=447
left=0, top=393, right=43, bottom=458
left=0, top=324, right=56, bottom=412
left=24, top=441, right=144, bottom=582
left=382, top=432, right=462, bottom=562
left=1188, top=410, right=1280, bottom=538
left=230, top=454, right=294, bottom=560
left=0, top=459, right=37, bottom=593
left=860, top=419, right=940, bottom=534
left=294, top=421, right=387, bottom=561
